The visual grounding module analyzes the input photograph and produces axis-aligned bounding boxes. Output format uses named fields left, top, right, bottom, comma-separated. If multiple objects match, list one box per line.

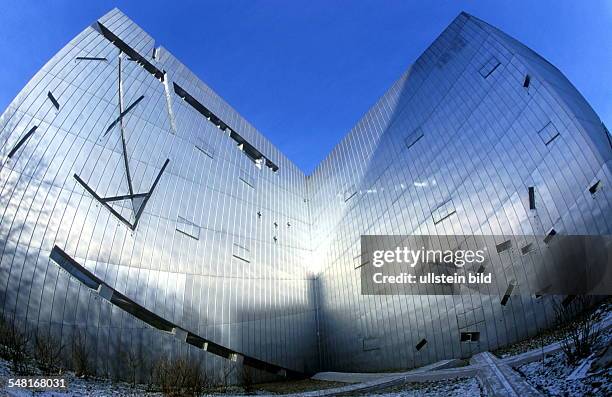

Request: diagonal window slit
left=96, top=22, right=164, bottom=81
left=47, top=91, right=60, bottom=110
left=75, top=56, right=108, bottom=61
left=104, top=95, right=144, bottom=136
left=173, top=82, right=279, bottom=172
left=74, top=158, right=169, bottom=231
left=48, top=245, right=298, bottom=377
left=8, top=126, right=38, bottom=159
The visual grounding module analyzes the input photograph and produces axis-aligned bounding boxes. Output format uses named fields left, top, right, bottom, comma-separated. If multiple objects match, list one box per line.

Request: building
left=0, top=9, right=610, bottom=381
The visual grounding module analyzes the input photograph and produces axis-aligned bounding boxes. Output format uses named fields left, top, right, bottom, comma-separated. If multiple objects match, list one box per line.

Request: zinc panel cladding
left=0, top=9, right=610, bottom=380
left=309, top=12, right=611, bottom=372
left=0, top=8, right=315, bottom=381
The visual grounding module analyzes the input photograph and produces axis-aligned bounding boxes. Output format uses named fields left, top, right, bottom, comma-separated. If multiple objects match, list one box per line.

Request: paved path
left=471, top=352, right=542, bottom=397
left=312, top=359, right=462, bottom=383
left=296, top=311, right=612, bottom=396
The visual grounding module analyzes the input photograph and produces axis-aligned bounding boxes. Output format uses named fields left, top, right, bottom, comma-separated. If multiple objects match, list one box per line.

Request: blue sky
left=0, top=1, right=610, bottom=174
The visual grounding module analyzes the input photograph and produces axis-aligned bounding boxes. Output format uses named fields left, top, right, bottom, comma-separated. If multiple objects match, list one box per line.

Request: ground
left=339, top=377, right=484, bottom=396
left=515, top=326, right=612, bottom=397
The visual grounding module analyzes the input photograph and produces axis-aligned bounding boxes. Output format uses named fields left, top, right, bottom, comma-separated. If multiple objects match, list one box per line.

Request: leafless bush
left=117, top=346, right=143, bottom=386
left=241, top=365, right=254, bottom=393
left=554, top=295, right=601, bottom=365
left=72, top=332, right=92, bottom=378
left=0, top=315, right=32, bottom=374
left=218, top=360, right=237, bottom=391
left=34, top=333, right=64, bottom=375
left=151, top=357, right=209, bottom=396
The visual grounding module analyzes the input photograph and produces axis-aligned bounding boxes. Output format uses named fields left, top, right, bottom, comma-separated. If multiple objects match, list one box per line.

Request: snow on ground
left=516, top=326, right=612, bottom=397
left=0, top=358, right=161, bottom=396
left=342, top=377, right=484, bottom=396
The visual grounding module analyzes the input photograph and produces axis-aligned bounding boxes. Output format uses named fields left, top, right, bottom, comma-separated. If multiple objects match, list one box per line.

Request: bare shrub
left=554, top=295, right=601, bottom=365
left=151, top=357, right=209, bottom=396
left=34, top=333, right=64, bottom=375
left=0, top=315, right=32, bottom=374
left=72, top=332, right=92, bottom=378
left=218, top=360, right=237, bottom=391
left=116, top=345, right=143, bottom=386
left=241, top=365, right=254, bottom=393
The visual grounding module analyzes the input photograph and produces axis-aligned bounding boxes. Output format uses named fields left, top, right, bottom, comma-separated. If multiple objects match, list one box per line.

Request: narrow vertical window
left=528, top=186, right=536, bottom=209
left=500, top=283, right=515, bottom=306
left=523, top=74, right=531, bottom=88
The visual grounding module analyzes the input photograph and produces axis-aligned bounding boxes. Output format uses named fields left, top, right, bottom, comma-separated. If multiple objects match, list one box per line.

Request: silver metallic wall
left=310, top=12, right=611, bottom=372
left=0, top=9, right=610, bottom=379
left=0, top=8, right=317, bottom=380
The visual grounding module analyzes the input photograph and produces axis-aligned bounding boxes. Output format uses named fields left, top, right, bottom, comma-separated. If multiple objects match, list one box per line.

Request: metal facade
left=0, top=9, right=610, bottom=379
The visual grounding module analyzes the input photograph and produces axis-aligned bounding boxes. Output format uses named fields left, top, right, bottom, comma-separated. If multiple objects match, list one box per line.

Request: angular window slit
left=186, top=333, right=208, bottom=349
left=195, top=137, right=214, bottom=159
left=110, top=291, right=175, bottom=333
left=521, top=243, right=534, bottom=255
left=239, top=173, right=256, bottom=189
left=589, top=180, right=601, bottom=195
left=476, top=264, right=486, bottom=274
left=173, top=82, right=278, bottom=172
left=496, top=240, right=512, bottom=253
left=537, top=121, right=560, bottom=145
left=354, top=259, right=369, bottom=270
left=405, top=127, right=425, bottom=150
left=104, top=95, right=145, bottom=136
left=96, top=22, right=164, bottom=81
left=479, top=57, right=500, bottom=78
left=543, top=228, right=557, bottom=244
left=49, top=248, right=292, bottom=376
left=75, top=56, right=108, bottom=61
left=195, top=144, right=214, bottom=159
left=173, top=82, right=228, bottom=130
left=528, top=186, right=536, bottom=209
left=232, top=254, right=250, bottom=263
left=460, top=332, right=480, bottom=342
left=74, top=158, right=169, bottom=231
left=231, top=130, right=279, bottom=172
left=500, top=283, right=515, bottom=306
left=176, top=216, right=200, bottom=240
left=344, top=190, right=357, bottom=202
left=7, top=126, right=38, bottom=159
left=523, top=74, right=531, bottom=88
left=415, top=338, right=428, bottom=351
left=432, top=199, right=456, bottom=225
left=47, top=91, right=60, bottom=110
left=50, top=245, right=102, bottom=290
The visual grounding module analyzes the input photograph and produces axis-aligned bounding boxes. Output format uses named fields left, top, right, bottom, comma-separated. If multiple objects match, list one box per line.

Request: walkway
left=297, top=311, right=612, bottom=396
